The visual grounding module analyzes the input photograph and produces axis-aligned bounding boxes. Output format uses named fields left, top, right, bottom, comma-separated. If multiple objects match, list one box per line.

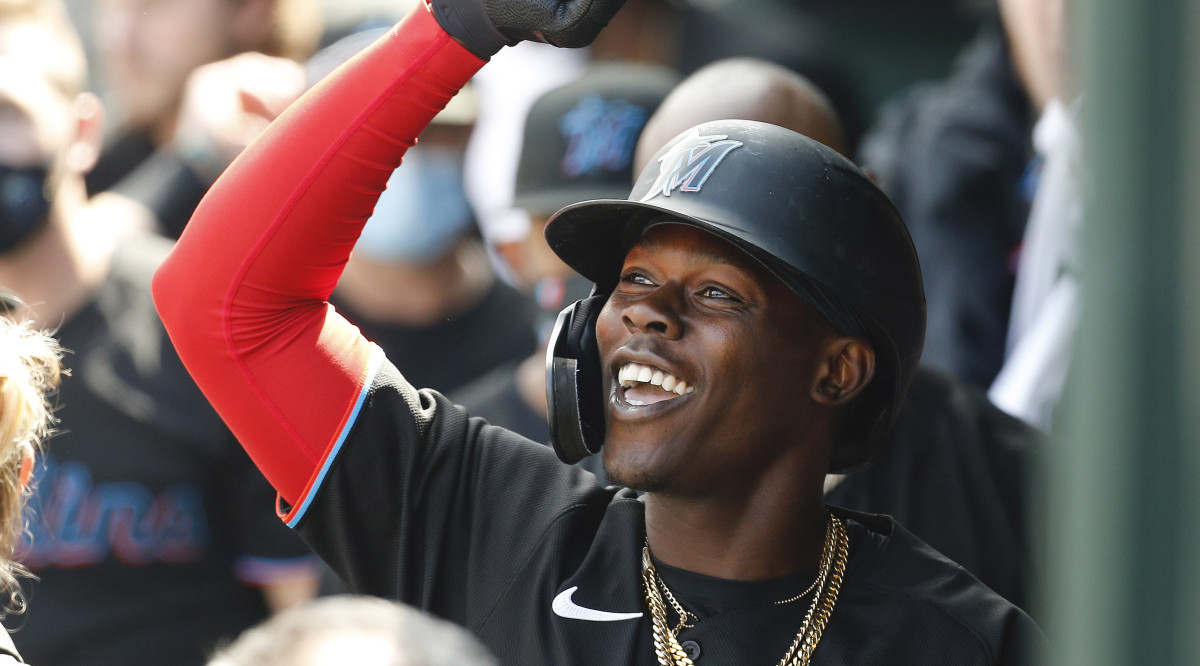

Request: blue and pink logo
left=640, top=129, right=743, bottom=202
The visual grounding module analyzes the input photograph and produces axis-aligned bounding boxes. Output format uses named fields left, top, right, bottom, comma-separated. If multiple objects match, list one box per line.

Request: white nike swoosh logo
left=552, top=587, right=643, bottom=622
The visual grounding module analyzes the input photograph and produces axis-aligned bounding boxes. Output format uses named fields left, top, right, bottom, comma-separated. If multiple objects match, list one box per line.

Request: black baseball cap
left=514, top=62, right=679, bottom=218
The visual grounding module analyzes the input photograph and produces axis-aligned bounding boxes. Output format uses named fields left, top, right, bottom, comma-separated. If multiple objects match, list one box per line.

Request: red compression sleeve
left=152, top=5, right=486, bottom=506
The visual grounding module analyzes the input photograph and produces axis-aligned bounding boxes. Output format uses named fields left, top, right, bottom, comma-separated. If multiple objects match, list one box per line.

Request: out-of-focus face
left=0, top=18, right=86, bottom=254
left=94, top=0, right=246, bottom=132
left=499, top=214, right=579, bottom=291
left=0, top=21, right=72, bottom=168
left=595, top=223, right=838, bottom=497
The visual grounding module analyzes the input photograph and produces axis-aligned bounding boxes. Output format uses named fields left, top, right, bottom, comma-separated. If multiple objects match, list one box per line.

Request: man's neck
left=643, top=483, right=828, bottom=582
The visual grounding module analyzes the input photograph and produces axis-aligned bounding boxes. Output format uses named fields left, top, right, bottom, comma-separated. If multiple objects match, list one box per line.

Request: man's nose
left=621, top=284, right=684, bottom=339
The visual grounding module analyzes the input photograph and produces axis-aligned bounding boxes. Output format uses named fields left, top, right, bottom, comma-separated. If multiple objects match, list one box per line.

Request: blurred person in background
left=85, top=0, right=323, bottom=238
left=857, top=13, right=1036, bottom=390
left=304, top=27, right=537, bottom=396
left=859, top=0, right=1074, bottom=416
left=635, top=56, right=1040, bottom=609
left=452, top=61, right=678, bottom=479
left=985, top=0, right=1077, bottom=430
left=0, top=315, right=63, bottom=664
left=207, top=595, right=498, bottom=666
left=0, top=2, right=319, bottom=663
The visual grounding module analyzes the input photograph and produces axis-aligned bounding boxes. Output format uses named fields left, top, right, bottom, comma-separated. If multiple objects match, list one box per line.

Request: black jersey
left=293, top=357, right=1045, bottom=665
left=827, top=367, right=1037, bottom=608
left=449, top=360, right=610, bottom=482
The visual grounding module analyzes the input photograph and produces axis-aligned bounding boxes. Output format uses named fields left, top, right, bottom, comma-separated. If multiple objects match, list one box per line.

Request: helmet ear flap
left=546, top=292, right=608, bottom=464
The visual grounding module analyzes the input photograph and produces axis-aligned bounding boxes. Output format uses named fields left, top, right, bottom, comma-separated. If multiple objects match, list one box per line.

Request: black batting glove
left=430, top=0, right=626, bottom=59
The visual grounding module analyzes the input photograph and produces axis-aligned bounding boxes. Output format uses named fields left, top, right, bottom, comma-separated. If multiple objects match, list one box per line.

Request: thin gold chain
left=655, top=570, right=697, bottom=633
left=774, top=570, right=821, bottom=606
left=641, top=512, right=849, bottom=666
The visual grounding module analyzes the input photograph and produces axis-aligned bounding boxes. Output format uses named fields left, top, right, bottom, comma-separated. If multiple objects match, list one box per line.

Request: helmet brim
left=547, top=197, right=788, bottom=295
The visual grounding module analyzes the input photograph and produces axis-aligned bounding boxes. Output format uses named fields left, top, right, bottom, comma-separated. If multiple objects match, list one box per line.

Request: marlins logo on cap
left=640, top=128, right=742, bottom=202
left=559, top=95, right=648, bottom=179
left=512, top=63, right=680, bottom=220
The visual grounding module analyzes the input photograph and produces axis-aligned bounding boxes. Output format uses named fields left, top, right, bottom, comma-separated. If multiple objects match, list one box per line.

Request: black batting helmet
left=544, top=119, right=925, bottom=473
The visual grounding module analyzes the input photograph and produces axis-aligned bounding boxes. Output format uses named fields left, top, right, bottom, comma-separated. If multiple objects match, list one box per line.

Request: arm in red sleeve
left=152, top=4, right=486, bottom=507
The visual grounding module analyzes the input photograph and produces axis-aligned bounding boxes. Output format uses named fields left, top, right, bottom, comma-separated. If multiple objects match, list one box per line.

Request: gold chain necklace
left=654, top=569, right=697, bottom=634
left=650, top=533, right=823, bottom=634
left=641, top=512, right=849, bottom=666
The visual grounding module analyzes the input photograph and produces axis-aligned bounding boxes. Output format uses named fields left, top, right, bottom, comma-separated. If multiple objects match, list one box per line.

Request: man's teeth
left=618, top=362, right=694, bottom=395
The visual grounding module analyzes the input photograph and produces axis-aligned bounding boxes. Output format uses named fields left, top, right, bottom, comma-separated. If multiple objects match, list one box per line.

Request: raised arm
left=152, top=0, right=624, bottom=509
left=153, top=5, right=482, bottom=506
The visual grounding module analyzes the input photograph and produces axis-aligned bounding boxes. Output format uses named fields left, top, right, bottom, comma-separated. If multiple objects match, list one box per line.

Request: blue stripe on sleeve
left=286, top=344, right=385, bottom=528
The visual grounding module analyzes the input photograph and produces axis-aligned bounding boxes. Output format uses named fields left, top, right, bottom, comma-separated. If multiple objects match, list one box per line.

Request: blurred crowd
left=0, top=0, right=1075, bottom=662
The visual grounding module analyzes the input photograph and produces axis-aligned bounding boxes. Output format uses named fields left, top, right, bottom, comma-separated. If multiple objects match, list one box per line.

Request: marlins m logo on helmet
left=639, top=128, right=743, bottom=202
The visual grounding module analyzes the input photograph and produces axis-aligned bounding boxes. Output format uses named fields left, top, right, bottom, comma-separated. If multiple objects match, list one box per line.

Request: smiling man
left=153, top=0, right=1045, bottom=662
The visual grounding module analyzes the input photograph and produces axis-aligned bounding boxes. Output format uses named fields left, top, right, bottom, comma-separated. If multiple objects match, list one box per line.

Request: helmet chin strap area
left=546, top=291, right=608, bottom=463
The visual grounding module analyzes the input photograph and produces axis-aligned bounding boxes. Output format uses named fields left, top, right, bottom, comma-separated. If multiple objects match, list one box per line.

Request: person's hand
left=171, top=53, right=307, bottom=183
left=431, top=0, right=627, bottom=59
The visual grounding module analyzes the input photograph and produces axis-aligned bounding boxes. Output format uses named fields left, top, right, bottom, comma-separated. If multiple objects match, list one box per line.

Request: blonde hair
left=0, top=316, right=64, bottom=613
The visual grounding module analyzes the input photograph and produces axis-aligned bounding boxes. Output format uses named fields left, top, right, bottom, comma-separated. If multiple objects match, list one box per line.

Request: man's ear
left=811, top=337, right=875, bottom=406
left=65, top=92, right=104, bottom=175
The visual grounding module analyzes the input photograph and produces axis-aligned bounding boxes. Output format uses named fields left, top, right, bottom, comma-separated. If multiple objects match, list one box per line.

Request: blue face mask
left=0, top=164, right=51, bottom=254
left=354, top=147, right=474, bottom=264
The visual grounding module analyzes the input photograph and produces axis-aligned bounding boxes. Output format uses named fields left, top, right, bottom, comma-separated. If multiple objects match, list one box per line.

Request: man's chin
left=602, top=452, right=667, bottom=493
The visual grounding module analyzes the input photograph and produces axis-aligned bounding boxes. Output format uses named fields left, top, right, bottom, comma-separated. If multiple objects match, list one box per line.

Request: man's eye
left=700, top=285, right=735, bottom=300
left=621, top=272, right=654, bottom=286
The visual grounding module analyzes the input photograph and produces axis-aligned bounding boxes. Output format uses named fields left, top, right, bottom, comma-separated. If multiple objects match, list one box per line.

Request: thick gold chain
left=775, top=516, right=848, bottom=666
left=642, top=549, right=697, bottom=666
left=641, top=513, right=849, bottom=666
